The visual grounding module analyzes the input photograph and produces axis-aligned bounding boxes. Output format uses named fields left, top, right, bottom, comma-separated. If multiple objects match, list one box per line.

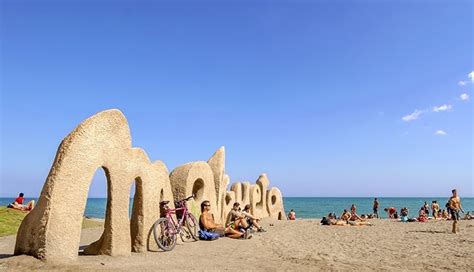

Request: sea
left=2, top=197, right=473, bottom=219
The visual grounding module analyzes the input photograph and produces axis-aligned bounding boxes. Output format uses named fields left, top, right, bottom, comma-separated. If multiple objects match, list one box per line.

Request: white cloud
left=402, top=110, right=423, bottom=122
left=469, top=71, right=474, bottom=82
left=460, top=93, right=469, bottom=101
left=434, top=130, right=447, bottom=136
left=432, top=104, right=452, bottom=112
left=458, top=80, right=467, bottom=86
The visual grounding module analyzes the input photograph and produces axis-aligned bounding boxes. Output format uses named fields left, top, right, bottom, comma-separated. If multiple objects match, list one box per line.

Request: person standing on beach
left=431, top=201, right=440, bottom=219
left=448, top=189, right=464, bottom=234
left=423, top=201, right=430, bottom=216
left=373, top=198, right=379, bottom=218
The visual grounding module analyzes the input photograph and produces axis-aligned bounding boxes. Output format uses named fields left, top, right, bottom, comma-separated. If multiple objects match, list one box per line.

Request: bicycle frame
left=163, top=201, right=192, bottom=234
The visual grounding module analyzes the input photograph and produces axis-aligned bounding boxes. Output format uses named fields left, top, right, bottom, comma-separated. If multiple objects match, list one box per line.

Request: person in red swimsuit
left=384, top=207, right=397, bottom=218
left=15, top=193, right=25, bottom=205
left=8, top=193, right=35, bottom=211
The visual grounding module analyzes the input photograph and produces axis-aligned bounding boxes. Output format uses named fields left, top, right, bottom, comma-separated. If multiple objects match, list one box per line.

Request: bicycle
left=153, top=194, right=199, bottom=251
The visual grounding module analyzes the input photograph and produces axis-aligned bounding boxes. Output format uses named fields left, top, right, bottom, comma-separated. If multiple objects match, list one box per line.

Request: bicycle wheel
left=153, top=218, right=177, bottom=251
left=185, top=213, right=199, bottom=241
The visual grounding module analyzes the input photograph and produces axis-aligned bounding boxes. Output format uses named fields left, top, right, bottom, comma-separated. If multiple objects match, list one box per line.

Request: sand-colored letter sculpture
left=14, top=109, right=285, bottom=262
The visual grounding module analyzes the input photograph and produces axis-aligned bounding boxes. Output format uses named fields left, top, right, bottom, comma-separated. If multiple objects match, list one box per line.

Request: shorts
left=451, top=210, right=460, bottom=221
left=373, top=208, right=378, bottom=214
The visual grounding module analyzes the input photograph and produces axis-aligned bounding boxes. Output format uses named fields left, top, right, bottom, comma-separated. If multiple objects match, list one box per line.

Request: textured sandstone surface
left=14, top=109, right=285, bottom=262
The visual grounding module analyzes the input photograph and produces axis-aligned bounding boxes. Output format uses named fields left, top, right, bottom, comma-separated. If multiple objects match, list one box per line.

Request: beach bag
left=198, top=230, right=219, bottom=241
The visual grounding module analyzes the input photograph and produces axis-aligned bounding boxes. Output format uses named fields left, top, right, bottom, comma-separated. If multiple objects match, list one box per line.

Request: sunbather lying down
left=8, top=200, right=35, bottom=212
left=320, top=217, right=373, bottom=226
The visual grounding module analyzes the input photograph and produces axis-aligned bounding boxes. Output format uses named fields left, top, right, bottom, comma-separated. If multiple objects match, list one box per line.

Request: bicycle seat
left=160, top=200, right=170, bottom=206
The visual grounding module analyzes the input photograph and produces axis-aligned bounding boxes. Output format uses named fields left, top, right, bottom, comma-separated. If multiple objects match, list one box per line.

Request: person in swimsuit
left=226, top=202, right=249, bottom=231
left=448, top=189, right=464, bottom=234
left=340, top=209, right=351, bottom=221
left=442, top=209, right=449, bottom=219
left=431, top=201, right=440, bottom=219
left=418, top=208, right=427, bottom=222
left=199, top=200, right=246, bottom=239
left=241, top=204, right=265, bottom=232
left=384, top=207, right=397, bottom=219
left=288, top=209, right=296, bottom=220
left=8, top=193, right=35, bottom=212
left=349, top=204, right=363, bottom=221
left=373, top=198, right=379, bottom=218
left=423, top=201, right=430, bottom=216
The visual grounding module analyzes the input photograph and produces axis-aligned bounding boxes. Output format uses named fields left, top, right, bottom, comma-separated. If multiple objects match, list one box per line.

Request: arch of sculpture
left=14, top=110, right=175, bottom=261
left=14, top=109, right=285, bottom=262
left=169, top=161, right=217, bottom=220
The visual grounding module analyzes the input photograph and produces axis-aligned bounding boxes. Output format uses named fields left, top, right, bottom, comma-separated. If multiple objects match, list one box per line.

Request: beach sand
left=1, top=218, right=473, bottom=271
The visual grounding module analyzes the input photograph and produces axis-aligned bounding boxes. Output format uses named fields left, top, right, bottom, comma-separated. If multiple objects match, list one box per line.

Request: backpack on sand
left=198, top=230, right=220, bottom=241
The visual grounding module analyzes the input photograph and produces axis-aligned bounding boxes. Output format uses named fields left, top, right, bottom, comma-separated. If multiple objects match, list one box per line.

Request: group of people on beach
left=6, top=193, right=35, bottom=212
left=199, top=200, right=266, bottom=240
left=315, top=189, right=468, bottom=233
left=320, top=203, right=373, bottom=226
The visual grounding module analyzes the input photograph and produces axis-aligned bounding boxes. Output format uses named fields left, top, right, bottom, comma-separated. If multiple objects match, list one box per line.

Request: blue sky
left=1, top=0, right=472, bottom=197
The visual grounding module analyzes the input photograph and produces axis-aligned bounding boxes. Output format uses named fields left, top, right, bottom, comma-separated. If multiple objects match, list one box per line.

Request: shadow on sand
left=407, top=230, right=447, bottom=234
left=0, top=254, right=14, bottom=259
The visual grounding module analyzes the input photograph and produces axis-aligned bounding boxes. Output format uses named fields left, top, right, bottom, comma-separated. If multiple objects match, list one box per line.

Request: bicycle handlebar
left=174, top=194, right=194, bottom=204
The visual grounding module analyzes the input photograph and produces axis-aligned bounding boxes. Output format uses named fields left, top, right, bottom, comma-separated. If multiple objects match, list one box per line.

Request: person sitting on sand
left=350, top=210, right=363, bottom=221
left=200, top=200, right=248, bottom=239
left=340, top=209, right=351, bottom=221
left=351, top=204, right=356, bottom=214
left=463, top=212, right=472, bottom=220
left=437, top=209, right=443, bottom=219
left=7, top=193, right=35, bottom=212
left=431, top=201, right=440, bottom=219
left=442, top=209, right=449, bottom=219
left=7, top=192, right=24, bottom=208
left=400, top=207, right=409, bottom=217
left=241, top=204, right=266, bottom=232
left=288, top=209, right=296, bottom=220
left=418, top=208, right=428, bottom=222
left=226, top=202, right=253, bottom=235
left=384, top=207, right=397, bottom=219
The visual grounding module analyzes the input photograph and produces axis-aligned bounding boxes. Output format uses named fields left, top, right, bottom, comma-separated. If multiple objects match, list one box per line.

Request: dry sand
left=1, top=219, right=473, bottom=271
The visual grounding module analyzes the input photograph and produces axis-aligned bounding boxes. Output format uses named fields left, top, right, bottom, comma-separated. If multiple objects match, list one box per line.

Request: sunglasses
left=204, top=204, right=211, bottom=207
